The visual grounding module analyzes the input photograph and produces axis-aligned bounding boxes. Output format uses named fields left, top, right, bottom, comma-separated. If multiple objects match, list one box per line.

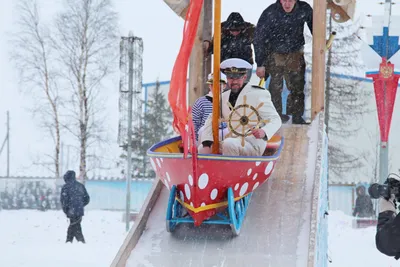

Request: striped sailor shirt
left=192, top=95, right=213, bottom=141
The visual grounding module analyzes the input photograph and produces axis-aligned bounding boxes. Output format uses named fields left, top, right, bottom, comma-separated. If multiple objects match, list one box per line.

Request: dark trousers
left=376, top=211, right=400, bottom=259
left=266, top=51, right=306, bottom=117
left=66, top=216, right=85, bottom=243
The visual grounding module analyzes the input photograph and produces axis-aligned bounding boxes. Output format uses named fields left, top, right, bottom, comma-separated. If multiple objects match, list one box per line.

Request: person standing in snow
left=254, top=0, right=313, bottom=124
left=353, top=185, right=374, bottom=218
left=60, top=170, right=90, bottom=243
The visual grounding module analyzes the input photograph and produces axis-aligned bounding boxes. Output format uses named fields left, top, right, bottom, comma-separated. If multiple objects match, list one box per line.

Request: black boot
left=292, top=116, right=307, bottom=125
left=280, top=114, right=290, bottom=123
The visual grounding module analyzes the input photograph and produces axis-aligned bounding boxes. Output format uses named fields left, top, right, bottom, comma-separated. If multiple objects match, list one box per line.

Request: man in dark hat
left=204, top=12, right=256, bottom=83
left=60, top=170, right=90, bottom=243
left=254, top=0, right=313, bottom=124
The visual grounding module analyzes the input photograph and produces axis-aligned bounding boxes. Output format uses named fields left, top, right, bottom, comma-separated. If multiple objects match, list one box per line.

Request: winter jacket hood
left=64, top=170, right=76, bottom=183
left=224, top=12, right=246, bottom=30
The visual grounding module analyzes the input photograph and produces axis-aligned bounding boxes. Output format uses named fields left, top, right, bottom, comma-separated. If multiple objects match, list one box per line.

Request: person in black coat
left=353, top=185, right=374, bottom=218
left=204, top=12, right=255, bottom=83
left=254, top=0, right=312, bottom=124
left=60, top=170, right=90, bottom=243
left=376, top=194, right=400, bottom=259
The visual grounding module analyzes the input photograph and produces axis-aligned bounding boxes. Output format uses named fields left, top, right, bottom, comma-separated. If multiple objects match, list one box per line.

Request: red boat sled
left=147, top=132, right=284, bottom=235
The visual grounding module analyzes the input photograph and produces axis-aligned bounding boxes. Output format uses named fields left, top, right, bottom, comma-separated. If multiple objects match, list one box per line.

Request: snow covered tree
left=305, top=14, right=372, bottom=181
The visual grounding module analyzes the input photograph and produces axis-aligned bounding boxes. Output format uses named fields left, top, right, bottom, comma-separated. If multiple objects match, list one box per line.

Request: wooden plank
left=202, top=0, right=212, bottom=95
left=110, top=178, right=163, bottom=267
left=307, top=113, right=327, bottom=266
left=327, top=2, right=350, bottom=23
left=188, top=5, right=206, bottom=106
left=311, top=0, right=327, bottom=120
left=162, top=0, right=189, bottom=19
left=211, top=0, right=221, bottom=154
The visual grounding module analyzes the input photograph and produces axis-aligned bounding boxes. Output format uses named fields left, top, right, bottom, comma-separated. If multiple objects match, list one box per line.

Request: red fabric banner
left=367, top=59, right=399, bottom=145
left=168, top=0, right=204, bottom=138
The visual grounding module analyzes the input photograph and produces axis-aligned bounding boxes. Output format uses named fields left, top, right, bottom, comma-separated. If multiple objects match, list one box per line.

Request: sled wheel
left=228, top=188, right=241, bottom=236
left=166, top=185, right=182, bottom=232
left=228, top=188, right=252, bottom=236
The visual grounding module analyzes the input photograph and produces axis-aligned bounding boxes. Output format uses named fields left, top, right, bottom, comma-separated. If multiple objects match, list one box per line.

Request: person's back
left=61, top=171, right=90, bottom=218
left=60, top=170, right=90, bottom=243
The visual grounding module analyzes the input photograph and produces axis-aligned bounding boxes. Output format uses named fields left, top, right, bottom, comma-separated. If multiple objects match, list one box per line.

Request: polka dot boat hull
left=147, top=135, right=284, bottom=228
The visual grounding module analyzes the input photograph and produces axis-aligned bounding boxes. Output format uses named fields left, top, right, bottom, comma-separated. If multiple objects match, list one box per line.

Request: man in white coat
left=198, top=58, right=282, bottom=156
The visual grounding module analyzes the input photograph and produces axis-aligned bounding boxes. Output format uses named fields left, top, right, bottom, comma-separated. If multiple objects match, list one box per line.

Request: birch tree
left=305, top=15, right=372, bottom=181
left=11, top=0, right=62, bottom=177
left=53, top=0, right=118, bottom=182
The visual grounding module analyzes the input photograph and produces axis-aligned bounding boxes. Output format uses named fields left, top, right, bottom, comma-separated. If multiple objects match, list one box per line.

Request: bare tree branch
left=10, top=0, right=62, bottom=178
left=305, top=14, right=372, bottom=182
left=53, top=0, right=118, bottom=182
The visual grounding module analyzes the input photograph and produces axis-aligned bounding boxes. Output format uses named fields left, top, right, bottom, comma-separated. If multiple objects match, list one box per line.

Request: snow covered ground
left=0, top=210, right=129, bottom=267
left=328, top=210, right=399, bottom=267
left=2, top=208, right=400, bottom=267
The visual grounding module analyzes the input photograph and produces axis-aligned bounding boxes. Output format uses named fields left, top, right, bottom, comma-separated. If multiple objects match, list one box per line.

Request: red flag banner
left=367, top=58, right=399, bottom=145
left=168, top=0, right=204, bottom=138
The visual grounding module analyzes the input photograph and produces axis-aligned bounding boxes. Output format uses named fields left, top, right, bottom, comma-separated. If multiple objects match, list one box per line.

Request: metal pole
left=60, top=142, right=64, bottom=178
left=125, top=32, right=134, bottom=232
left=211, top=0, right=221, bottom=154
left=379, top=0, right=392, bottom=184
left=66, top=145, right=70, bottom=171
left=7, top=111, right=9, bottom=177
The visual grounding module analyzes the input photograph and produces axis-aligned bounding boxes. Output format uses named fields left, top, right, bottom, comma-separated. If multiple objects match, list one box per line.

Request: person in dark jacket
left=204, top=12, right=255, bottom=83
left=254, top=0, right=312, bottom=124
left=375, top=193, right=400, bottom=259
left=353, top=185, right=374, bottom=218
left=60, top=170, right=90, bottom=243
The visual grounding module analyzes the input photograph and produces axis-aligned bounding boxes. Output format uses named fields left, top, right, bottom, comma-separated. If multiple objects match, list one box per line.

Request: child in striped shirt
left=192, top=72, right=227, bottom=142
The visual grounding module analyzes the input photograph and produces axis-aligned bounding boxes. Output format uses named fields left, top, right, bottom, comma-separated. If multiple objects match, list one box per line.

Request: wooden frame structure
left=163, top=0, right=357, bottom=119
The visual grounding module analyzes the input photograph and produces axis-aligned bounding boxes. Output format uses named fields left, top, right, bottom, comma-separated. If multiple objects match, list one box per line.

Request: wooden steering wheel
left=222, top=95, right=269, bottom=147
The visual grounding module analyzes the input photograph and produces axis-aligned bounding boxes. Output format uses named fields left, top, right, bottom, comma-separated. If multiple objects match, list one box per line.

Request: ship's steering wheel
left=222, top=95, right=269, bottom=147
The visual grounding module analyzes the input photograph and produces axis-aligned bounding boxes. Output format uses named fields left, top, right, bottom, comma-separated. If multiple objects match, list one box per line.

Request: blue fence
left=0, top=177, right=154, bottom=212
left=314, top=125, right=329, bottom=267
left=328, top=182, right=378, bottom=217
left=86, top=180, right=154, bottom=211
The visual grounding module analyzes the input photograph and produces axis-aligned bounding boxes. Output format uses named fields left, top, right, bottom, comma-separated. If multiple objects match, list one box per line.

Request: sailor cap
left=220, top=58, right=252, bottom=78
left=206, top=72, right=227, bottom=84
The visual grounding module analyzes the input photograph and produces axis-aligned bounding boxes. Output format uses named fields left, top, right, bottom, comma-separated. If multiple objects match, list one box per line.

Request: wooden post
left=163, top=0, right=189, bottom=19
left=202, top=0, right=213, bottom=95
left=188, top=0, right=212, bottom=106
left=162, top=0, right=211, bottom=105
left=311, top=0, right=327, bottom=120
left=188, top=16, right=205, bottom=105
left=211, top=0, right=221, bottom=154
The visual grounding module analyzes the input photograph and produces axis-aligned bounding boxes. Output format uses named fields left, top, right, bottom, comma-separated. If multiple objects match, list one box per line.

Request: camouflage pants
left=266, top=51, right=306, bottom=117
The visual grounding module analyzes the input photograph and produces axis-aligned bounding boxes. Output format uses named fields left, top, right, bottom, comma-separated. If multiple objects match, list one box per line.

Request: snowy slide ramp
left=111, top=114, right=328, bottom=267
